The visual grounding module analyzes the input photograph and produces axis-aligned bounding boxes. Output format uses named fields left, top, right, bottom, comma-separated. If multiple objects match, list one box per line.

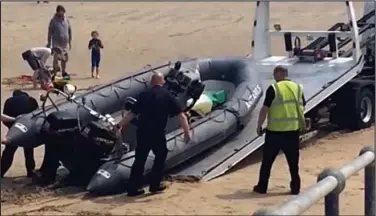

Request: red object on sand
left=43, top=83, right=54, bottom=90
left=19, top=75, right=33, bottom=82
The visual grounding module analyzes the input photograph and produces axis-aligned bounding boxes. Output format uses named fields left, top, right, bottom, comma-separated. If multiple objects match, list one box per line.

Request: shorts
left=53, top=50, right=69, bottom=62
left=52, top=47, right=69, bottom=71
left=22, top=50, right=41, bottom=71
left=91, top=53, right=100, bottom=68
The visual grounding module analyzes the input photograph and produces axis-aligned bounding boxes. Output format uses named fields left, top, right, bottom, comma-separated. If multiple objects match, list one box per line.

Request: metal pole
left=324, top=193, right=339, bottom=216
left=270, top=176, right=338, bottom=215
left=364, top=163, right=375, bottom=216
left=359, top=146, right=375, bottom=216
left=317, top=168, right=346, bottom=216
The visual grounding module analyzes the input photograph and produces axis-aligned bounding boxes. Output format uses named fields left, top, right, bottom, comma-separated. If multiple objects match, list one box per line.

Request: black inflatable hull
left=86, top=57, right=262, bottom=195
left=5, top=62, right=171, bottom=148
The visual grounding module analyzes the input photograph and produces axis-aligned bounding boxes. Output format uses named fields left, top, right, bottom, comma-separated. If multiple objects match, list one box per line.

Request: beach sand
left=1, top=2, right=373, bottom=215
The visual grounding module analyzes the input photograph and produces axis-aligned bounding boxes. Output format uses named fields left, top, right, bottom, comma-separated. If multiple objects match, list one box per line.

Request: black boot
left=127, top=189, right=145, bottom=197
left=252, top=185, right=267, bottom=194
left=27, top=170, right=37, bottom=178
left=149, top=184, right=167, bottom=193
left=33, top=173, right=55, bottom=187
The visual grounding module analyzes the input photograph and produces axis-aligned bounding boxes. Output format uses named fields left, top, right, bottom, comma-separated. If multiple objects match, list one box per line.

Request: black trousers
left=257, top=130, right=301, bottom=192
left=127, top=133, right=168, bottom=192
left=40, top=142, right=61, bottom=180
left=1, top=145, right=35, bottom=177
left=39, top=133, right=73, bottom=181
left=40, top=129, right=108, bottom=186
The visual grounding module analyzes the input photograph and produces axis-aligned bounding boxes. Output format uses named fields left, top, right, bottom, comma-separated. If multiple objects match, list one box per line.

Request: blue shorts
left=91, top=53, right=100, bottom=68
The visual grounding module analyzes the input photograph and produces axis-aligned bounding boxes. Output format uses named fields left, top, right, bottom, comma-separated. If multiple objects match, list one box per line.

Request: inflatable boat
left=4, top=57, right=262, bottom=194
left=86, top=57, right=262, bottom=195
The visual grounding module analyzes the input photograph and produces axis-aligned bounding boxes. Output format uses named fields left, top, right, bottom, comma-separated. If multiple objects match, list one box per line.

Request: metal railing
left=252, top=146, right=375, bottom=216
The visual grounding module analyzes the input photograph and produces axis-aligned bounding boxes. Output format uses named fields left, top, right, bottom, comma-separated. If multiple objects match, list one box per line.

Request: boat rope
left=225, top=107, right=242, bottom=130
left=168, top=125, right=196, bottom=152
left=208, top=110, right=227, bottom=123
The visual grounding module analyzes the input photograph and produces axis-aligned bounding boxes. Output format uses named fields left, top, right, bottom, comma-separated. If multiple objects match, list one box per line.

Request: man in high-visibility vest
left=253, top=66, right=306, bottom=195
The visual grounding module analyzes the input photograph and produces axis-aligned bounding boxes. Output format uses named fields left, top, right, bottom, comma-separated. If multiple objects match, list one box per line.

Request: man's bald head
left=151, top=71, right=166, bottom=86
left=273, top=66, right=288, bottom=82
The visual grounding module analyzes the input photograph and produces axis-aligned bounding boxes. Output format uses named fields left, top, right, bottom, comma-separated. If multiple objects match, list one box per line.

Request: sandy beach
left=1, top=2, right=373, bottom=215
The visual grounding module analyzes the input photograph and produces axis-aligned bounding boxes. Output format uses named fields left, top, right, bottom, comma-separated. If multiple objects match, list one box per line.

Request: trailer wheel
left=353, top=88, right=374, bottom=129
left=330, top=87, right=374, bottom=130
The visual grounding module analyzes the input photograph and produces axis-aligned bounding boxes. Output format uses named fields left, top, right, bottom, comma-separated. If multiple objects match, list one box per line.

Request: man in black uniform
left=1, top=90, right=39, bottom=178
left=33, top=125, right=76, bottom=186
left=115, top=72, right=191, bottom=197
left=253, top=66, right=306, bottom=195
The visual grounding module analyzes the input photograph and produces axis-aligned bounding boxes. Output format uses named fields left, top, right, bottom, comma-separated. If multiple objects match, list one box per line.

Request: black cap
left=56, top=5, right=66, bottom=13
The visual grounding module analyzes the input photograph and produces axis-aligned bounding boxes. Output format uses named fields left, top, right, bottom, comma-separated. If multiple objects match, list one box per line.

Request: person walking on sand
left=88, top=30, right=104, bottom=79
left=46, top=5, right=71, bottom=77
left=253, top=66, right=307, bottom=195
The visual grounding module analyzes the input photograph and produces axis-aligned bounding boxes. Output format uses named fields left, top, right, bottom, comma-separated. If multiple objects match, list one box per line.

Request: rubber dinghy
left=86, top=57, right=263, bottom=195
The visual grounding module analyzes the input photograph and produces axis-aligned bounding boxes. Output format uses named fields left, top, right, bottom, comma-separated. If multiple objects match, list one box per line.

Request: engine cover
left=46, top=111, right=78, bottom=131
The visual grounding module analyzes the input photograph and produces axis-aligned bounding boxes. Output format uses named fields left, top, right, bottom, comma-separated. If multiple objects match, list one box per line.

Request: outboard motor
left=165, top=61, right=205, bottom=111
left=61, top=121, right=121, bottom=187
left=45, top=110, right=79, bottom=132
left=80, top=121, right=118, bottom=156
left=43, top=110, right=121, bottom=187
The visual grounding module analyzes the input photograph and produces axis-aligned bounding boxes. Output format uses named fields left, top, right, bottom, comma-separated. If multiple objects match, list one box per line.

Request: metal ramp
left=172, top=56, right=365, bottom=181
left=171, top=108, right=261, bottom=180
left=342, top=34, right=375, bottom=57
left=171, top=2, right=372, bottom=182
left=303, top=10, right=375, bottom=51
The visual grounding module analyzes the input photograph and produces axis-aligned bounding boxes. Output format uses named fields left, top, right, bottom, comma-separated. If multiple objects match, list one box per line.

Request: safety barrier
left=252, top=145, right=375, bottom=216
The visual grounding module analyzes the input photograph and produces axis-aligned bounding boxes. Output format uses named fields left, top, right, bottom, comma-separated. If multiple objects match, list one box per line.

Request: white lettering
left=14, top=123, right=28, bottom=133
left=97, top=169, right=111, bottom=179
left=245, top=85, right=262, bottom=109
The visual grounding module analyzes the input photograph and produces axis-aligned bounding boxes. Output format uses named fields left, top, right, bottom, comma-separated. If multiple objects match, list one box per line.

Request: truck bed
left=171, top=56, right=365, bottom=181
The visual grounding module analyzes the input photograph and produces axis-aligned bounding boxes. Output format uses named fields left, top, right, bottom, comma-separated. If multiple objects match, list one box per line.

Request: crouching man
left=22, top=47, right=64, bottom=90
left=1, top=90, right=39, bottom=178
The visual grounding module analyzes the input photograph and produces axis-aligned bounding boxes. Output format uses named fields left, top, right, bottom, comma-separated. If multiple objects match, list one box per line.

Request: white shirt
left=30, top=47, right=52, bottom=69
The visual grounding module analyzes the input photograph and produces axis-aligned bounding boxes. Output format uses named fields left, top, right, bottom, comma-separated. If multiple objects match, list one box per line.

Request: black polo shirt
left=131, top=86, right=183, bottom=135
left=2, top=94, right=38, bottom=129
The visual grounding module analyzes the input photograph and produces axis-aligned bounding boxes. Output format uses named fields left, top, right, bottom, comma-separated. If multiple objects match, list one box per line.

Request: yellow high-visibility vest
left=266, top=80, right=305, bottom=132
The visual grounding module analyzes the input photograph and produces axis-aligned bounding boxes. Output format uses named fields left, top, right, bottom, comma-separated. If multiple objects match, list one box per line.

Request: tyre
left=330, top=87, right=374, bottom=130
left=352, top=88, right=375, bottom=129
